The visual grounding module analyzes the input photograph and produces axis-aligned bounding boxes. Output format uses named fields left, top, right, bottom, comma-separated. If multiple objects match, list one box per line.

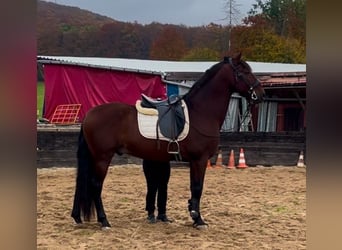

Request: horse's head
left=225, top=53, right=265, bottom=104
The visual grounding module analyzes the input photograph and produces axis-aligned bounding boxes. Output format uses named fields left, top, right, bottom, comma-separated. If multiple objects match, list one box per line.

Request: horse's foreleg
left=188, top=159, right=208, bottom=229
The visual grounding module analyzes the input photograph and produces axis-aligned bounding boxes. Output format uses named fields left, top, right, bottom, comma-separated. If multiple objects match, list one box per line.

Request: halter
left=226, top=57, right=261, bottom=102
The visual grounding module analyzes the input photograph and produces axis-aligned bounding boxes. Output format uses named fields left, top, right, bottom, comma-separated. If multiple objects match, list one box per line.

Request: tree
left=233, top=25, right=305, bottom=63
left=118, top=23, right=147, bottom=58
left=97, top=23, right=122, bottom=57
left=149, top=26, right=187, bottom=60
left=240, top=0, right=306, bottom=63
left=182, top=47, right=220, bottom=61
left=248, top=0, right=306, bottom=41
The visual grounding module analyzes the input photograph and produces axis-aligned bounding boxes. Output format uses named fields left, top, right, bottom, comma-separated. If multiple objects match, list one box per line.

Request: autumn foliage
left=149, top=26, right=187, bottom=60
left=37, top=0, right=306, bottom=63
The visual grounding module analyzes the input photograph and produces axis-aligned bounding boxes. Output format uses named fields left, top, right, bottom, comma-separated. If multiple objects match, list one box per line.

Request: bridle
left=227, top=57, right=261, bottom=102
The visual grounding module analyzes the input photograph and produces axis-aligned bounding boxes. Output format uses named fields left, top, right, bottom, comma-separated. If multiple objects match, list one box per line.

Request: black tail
left=72, top=125, right=95, bottom=222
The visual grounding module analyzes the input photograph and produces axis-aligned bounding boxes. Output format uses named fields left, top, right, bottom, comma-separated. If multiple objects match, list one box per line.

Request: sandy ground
left=37, top=164, right=306, bottom=249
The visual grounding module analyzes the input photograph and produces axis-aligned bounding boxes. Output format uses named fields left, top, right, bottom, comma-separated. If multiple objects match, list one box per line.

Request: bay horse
left=71, top=53, right=265, bottom=229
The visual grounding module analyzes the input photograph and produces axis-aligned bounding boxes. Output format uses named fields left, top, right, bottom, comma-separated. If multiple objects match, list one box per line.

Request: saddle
left=140, top=94, right=186, bottom=154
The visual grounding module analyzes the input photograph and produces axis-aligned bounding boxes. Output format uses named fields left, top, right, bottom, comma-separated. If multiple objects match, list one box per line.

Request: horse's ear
left=235, top=52, right=242, bottom=62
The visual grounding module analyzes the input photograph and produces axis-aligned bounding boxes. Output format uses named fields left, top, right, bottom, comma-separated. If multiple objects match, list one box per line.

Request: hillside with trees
left=37, top=0, right=306, bottom=63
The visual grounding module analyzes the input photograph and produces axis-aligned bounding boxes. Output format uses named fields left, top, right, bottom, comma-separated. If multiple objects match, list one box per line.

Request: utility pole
left=223, top=0, right=241, bottom=54
left=228, top=0, right=232, bottom=53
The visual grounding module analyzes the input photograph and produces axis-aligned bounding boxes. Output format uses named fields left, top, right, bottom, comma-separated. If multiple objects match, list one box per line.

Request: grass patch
left=274, top=205, right=288, bottom=213
left=37, top=81, right=45, bottom=118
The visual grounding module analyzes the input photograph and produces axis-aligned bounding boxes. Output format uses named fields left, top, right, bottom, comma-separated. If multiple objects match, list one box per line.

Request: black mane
left=183, top=60, right=226, bottom=101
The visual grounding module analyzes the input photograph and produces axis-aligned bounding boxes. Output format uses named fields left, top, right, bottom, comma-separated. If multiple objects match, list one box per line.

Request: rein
left=162, top=98, right=221, bottom=139
left=182, top=103, right=252, bottom=136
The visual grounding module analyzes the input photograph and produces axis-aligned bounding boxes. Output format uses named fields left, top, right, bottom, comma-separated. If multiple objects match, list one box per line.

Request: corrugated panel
left=257, top=102, right=267, bottom=132
left=221, top=94, right=240, bottom=132
left=266, top=102, right=278, bottom=132
left=257, top=101, right=278, bottom=132
left=37, top=56, right=306, bottom=74
left=240, top=98, right=251, bottom=132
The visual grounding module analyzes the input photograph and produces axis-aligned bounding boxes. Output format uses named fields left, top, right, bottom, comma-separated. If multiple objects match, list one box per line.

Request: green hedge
left=37, top=82, right=44, bottom=118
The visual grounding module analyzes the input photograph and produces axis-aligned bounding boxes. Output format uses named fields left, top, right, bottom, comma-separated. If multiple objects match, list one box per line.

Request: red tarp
left=43, top=64, right=166, bottom=122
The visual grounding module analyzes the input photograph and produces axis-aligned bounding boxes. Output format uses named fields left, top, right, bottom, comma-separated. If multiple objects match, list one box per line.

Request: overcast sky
left=44, top=0, right=256, bottom=27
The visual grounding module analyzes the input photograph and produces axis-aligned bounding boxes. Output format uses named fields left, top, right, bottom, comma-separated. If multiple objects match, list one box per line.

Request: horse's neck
left=186, top=75, right=233, bottom=129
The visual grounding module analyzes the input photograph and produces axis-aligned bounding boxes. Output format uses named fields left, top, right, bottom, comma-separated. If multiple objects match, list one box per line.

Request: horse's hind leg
left=92, top=160, right=111, bottom=229
left=71, top=184, right=83, bottom=224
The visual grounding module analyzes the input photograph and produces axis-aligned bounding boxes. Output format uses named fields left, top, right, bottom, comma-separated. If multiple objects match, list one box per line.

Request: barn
left=37, top=56, right=305, bottom=131
left=37, top=56, right=306, bottom=167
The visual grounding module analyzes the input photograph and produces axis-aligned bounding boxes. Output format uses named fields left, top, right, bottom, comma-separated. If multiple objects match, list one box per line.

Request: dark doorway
left=284, top=107, right=304, bottom=131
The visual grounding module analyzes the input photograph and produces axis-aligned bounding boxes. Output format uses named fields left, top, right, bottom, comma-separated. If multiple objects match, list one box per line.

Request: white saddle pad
left=137, top=100, right=189, bottom=141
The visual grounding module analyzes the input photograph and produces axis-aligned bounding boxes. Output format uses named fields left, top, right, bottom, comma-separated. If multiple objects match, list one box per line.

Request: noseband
left=227, top=57, right=261, bottom=101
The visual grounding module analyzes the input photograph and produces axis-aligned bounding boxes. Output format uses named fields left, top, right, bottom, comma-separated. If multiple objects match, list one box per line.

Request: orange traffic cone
left=206, top=159, right=213, bottom=169
left=214, top=149, right=225, bottom=168
left=227, top=149, right=235, bottom=169
left=297, top=151, right=305, bottom=167
left=237, top=148, right=248, bottom=169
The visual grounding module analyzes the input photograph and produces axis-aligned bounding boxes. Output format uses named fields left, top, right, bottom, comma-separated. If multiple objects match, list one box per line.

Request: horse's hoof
left=73, top=222, right=83, bottom=228
left=101, top=226, right=111, bottom=231
left=190, top=210, right=199, bottom=219
left=98, top=219, right=111, bottom=228
left=193, top=223, right=209, bottom=230
left=72, top=216, right=82, bottom=224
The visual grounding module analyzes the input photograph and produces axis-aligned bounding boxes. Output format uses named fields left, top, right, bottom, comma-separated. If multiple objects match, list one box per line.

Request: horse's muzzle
left=250, top=90, right=265, bottom=104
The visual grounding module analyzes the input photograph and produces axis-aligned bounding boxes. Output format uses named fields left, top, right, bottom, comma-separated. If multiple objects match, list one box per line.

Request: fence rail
left=37, top=125, right=305, bottom=168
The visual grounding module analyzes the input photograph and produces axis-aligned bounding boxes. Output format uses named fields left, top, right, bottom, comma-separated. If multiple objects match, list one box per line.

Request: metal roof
left=37, top=56, right=306, bottom=76
left=259, top=74, right=306, bottom=87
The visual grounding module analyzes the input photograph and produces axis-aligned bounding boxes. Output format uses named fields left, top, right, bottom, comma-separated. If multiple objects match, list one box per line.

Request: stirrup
left=167, top=140, right=180, bottom=154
